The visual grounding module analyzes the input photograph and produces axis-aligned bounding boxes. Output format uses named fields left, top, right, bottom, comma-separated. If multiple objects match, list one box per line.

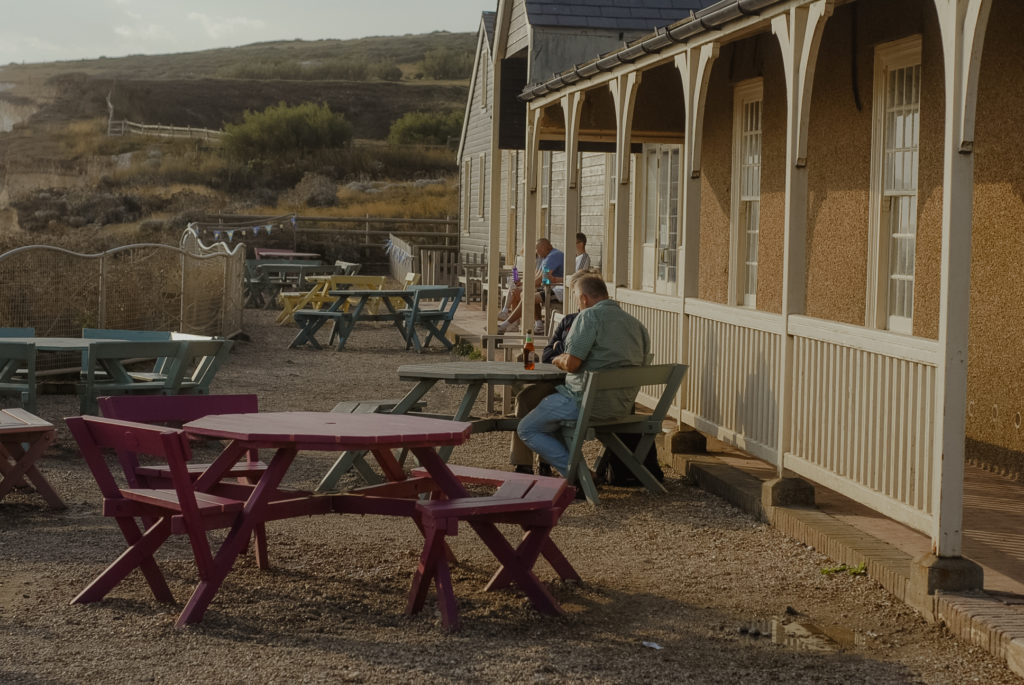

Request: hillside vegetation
left=0, top=32, right=475, bottom=243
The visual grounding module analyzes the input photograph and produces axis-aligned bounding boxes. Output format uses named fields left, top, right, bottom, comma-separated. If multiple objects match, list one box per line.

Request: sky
left=0, top=0, right=498, bottom=66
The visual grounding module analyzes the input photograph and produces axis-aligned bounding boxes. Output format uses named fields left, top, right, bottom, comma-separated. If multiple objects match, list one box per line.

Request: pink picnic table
left=0, top=408, right=63, bottom=509
left=176, top=411, right=572, bottom=629
left=253, top=248, right=321, bottom=260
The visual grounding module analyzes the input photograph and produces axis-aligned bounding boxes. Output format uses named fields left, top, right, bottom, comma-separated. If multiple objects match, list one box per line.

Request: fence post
left=98, top=253, right=107, bottom=327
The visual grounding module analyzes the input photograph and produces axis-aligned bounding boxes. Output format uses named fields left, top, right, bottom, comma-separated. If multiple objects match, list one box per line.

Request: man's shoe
left=533, top=320, right=546, bottom=335
left=537, top=463, right=553, bottom=477
left=513, top=464, right=534, bottom=475
left=498, top=320, right=520, bottom=333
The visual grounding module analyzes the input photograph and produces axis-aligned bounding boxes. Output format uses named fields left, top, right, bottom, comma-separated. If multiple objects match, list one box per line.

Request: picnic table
left=70, top=410, right=577, bottom=630
left=318, top=361, right=565, bottom=490
left=0, top=408, right=62, bottom=509
left=289, top=285, right=462, bottom=352
left=1, top=336, right=228, bottom=414
left=275, top=274, right=387, bottom=325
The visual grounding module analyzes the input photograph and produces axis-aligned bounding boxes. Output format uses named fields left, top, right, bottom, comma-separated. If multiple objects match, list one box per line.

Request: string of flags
left=187, top=214, right=298, bottom=243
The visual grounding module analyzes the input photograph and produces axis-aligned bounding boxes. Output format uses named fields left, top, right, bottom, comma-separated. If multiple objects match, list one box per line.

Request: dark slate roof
left=523, top=0, right=719, bottom=31
left=481, top=11, right=497, bottom=50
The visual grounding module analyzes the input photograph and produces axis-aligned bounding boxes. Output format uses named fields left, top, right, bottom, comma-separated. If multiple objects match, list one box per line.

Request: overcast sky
left=0, top=0, right=497, bottom=66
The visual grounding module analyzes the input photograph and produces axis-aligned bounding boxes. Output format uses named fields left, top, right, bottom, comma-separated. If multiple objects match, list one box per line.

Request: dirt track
left=0, top=310, right=1017, bottom=684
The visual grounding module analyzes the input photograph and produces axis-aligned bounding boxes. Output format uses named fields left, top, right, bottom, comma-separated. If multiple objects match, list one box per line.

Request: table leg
left=176, top=446, right=295, bottom=627
left=289, top=314, right=327, bottom=349
left=332, top=296, right=369, bottom=350
left=432, top=381, right=484, bottom=462
left=0, top=433, right=63, bottom=509
left=316, top=379, right=438, bottom=491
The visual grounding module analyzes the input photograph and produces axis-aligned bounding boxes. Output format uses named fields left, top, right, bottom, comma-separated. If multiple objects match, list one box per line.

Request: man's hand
left=552, top=353, right=582, bottom=372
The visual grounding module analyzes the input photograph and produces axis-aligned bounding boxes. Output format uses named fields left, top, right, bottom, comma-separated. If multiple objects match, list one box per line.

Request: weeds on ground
left=820, top=562, right=867, bottom=576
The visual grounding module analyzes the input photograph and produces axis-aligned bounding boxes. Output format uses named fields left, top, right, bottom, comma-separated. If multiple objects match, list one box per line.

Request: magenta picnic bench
left=0, top=408, right=62, bottom=509
left=67, top=410, right=579, bottom=630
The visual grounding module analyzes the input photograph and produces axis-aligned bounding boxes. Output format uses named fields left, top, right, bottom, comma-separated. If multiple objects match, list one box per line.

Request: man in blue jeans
left=517, top=273, right=650, bottom=477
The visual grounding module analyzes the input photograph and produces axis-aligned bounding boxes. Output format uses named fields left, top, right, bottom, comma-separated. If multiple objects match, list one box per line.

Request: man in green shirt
left=517, top=273, right=650, bottom=476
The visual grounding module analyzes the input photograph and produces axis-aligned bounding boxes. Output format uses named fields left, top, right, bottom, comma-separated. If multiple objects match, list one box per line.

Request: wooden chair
left=0, top=342, right=36, bottom=413
left=457, top=253, right=486, bottom=304
left=401, top=286, right=463, bottom=353
left=562, top=363, right=688, bottom=505
left=65, top=415, right=251, bottom=622
left=334, top=260, right=362, bottom=275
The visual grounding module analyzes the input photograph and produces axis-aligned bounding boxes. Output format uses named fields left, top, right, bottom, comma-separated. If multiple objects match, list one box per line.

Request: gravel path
left=0, top=310, right=1018, bottom=684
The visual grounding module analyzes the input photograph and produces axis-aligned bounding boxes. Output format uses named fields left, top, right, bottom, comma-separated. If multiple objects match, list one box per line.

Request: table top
left=0, top=408, right=53, bottom=433
left=0, top=336, right=126, bottom=351
left=398, top=360, right=564, bottom=383
left=254, top=249, right=321, bottom=260
left=184, top=411, right=472, bottom=449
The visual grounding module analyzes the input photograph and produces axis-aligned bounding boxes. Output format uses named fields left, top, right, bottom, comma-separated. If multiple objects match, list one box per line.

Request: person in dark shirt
left=508, top=311, right=578, bottom=475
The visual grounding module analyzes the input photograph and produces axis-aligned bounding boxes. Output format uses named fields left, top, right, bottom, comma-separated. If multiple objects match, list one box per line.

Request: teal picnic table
left=317, top=360, right=565, bottom=490
left=289, top=285, right=463, bottom=353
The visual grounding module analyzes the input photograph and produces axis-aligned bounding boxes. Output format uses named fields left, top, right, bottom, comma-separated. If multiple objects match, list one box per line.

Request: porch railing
left=626, top=293, right=940, bottom=536
left=785, top=316, right=938, bottom=532
left=682, top=300, right=784, bottom=464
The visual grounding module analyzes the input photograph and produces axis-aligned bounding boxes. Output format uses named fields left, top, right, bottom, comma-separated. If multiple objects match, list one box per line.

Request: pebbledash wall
left=963, top=0, right=1024, bottom=478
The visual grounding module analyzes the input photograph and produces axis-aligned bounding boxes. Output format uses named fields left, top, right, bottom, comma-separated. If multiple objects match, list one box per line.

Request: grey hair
left=573, top=273, right=608, bottom=300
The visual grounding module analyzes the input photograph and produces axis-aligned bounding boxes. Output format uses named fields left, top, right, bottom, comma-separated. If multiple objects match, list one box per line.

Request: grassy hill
left=0, top=32, right=476, bottom=240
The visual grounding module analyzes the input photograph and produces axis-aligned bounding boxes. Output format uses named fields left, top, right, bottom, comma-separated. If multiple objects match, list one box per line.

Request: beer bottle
left=523, top=333, right=535, bottom=370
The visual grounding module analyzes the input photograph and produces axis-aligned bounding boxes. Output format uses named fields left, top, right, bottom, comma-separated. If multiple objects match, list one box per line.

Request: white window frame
left=867, top=35, right=922, bottom=335
left=477, top=153, right=486, bottom=218
left=638, top=143, right=681, bottom=295
left=729, top=78, right=763, bottom=308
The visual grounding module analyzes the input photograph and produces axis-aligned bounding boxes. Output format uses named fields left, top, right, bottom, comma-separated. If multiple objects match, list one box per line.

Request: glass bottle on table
left=523, top=333, right=535, bottom=370
left=542, top=267, right=551, bottom=286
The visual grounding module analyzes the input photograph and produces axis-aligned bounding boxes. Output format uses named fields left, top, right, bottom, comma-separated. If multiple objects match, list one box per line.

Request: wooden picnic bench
left=276, top=274, right=387, bottom=325
left=405, top=463, right=579, bottom=629
left=0, top=408, right=62, bottom=509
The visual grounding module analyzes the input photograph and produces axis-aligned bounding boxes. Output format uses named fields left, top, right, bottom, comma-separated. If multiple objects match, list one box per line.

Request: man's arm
left=552, top=353, right=583, bottom=372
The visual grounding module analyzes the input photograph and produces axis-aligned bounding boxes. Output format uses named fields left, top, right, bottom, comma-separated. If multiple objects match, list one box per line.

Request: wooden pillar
left=771, top=1, right=832, bottom=474
left=676, top=43, right=719, bottom=398
left=929, top=0, right=991, bottom=558
left=609, top=73, right=641, bottom=289
left=560, top=92, right=584, bottom=312
left=522, top=107, right=542, bottom=333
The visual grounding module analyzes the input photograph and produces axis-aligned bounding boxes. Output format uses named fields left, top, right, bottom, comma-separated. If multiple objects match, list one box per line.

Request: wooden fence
left=191, top=214, right=459, bottom=278
left=108, top=119, right=224, bottom=141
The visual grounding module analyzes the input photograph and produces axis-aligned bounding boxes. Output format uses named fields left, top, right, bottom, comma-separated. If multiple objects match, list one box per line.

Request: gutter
left=519, top=0, right=784, bottom=101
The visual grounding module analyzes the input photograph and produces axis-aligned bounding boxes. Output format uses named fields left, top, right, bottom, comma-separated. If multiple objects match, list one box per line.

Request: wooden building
left=464, top=0, right=1018, bottom=604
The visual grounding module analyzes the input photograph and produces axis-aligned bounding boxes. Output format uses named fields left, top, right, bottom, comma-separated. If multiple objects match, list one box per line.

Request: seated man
left=498, top=237, right=564, bottom=335
left=516, top=273, right=650, bottom=477
left=509, top=310, right=578, bottom=476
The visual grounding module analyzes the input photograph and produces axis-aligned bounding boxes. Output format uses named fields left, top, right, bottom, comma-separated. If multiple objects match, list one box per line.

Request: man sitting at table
left=497, top=237, right=564, bottom=335
left=516, top=273, right=650, bottom=478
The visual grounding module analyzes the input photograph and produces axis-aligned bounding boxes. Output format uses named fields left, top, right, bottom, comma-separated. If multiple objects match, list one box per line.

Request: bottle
left=523, top=333, right=535, bottom=370
left=542, top=266, right=551, bottom=286
left=512, top=266, right=519, bottom=285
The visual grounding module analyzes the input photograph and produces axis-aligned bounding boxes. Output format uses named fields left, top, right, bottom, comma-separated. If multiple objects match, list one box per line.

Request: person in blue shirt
left=498, top=238, right=564, bottom=334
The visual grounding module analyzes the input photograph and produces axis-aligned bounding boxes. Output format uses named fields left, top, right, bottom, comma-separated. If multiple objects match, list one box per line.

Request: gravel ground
left=0, top=310, right=1018, bottom=684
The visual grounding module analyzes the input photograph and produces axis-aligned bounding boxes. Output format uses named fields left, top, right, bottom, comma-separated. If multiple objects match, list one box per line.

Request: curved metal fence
left=0, top=234, right=244, bottom=339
